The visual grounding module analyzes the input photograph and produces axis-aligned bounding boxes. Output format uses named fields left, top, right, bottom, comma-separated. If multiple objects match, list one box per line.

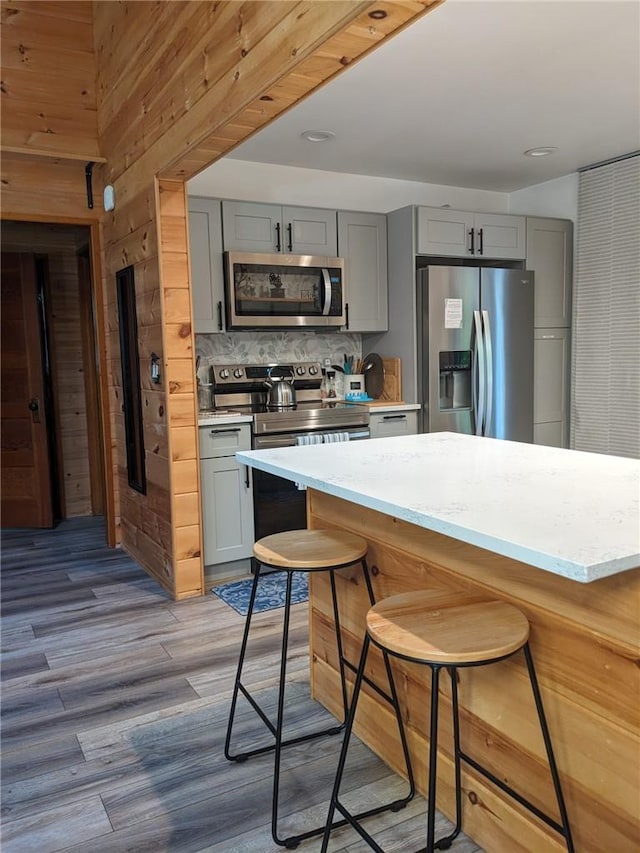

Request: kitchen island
left=237, top=433, right=640, bottom=852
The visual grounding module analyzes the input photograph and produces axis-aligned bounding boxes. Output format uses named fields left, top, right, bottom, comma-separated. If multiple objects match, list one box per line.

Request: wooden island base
left=307, top=490, right=640, bottom=852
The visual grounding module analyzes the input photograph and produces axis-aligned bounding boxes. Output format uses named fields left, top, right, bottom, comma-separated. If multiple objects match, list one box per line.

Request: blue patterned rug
left=211, top=571, right=309, bottom=616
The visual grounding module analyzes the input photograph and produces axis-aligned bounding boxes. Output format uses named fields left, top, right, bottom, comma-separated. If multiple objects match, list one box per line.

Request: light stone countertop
left=237, top=432, right=640, bottom=583
left=366, top=403, right=421, bottom=413
left=198, top=413, right=254, bottom=427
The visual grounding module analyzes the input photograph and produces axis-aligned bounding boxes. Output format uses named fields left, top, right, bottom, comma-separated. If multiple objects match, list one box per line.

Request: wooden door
left=1, top=253, right=53, bottom=527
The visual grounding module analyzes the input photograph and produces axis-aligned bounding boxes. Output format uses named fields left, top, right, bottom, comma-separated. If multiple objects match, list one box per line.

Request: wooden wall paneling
left=1, top=2, right=93, bottom=48
left=87, top=221, right=116, bottom=543
left=2, top=1, right=92, bottom=24
left=0, top=155, right=102, bottom=221
left=157, top=179, right=202, bottom=599
left=0, top=1, right=100, bottom=160
left=307, top=492, right=640, bottom=852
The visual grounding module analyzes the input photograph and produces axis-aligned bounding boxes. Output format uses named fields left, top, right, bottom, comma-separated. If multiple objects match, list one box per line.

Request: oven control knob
left=233, top=368, right=244, bottom=379
left=295, top=366, right=306, bottom=376
left=308, top=365, right=318, bottom=375
left=219, top=369, right=229, bottom=380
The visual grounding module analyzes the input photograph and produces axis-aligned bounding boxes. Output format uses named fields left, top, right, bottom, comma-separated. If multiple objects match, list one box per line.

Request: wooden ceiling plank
left=109, top=1, right=374, bottom=190
left=126, top=1, right=299, bottom=142
left=98, top=2, right=298, bottom=170
left=162, top=0, right=437, bottom=181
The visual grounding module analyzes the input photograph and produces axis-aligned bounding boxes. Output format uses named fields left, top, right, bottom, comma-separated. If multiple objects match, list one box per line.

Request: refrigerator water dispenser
left=439, top=351, right=471, bottom=411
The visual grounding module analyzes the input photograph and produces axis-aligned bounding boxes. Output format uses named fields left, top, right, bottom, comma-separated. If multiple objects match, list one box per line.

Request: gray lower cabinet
left=533, top=328, right=570, bottom=448
left=199, top=424, right=254, bottom=565
left=417, top=207, right=526, bottom=260
left=526, top=217, right=573, bottom=328
left=189, top=196, right=225, bottom=333
left=338, top=210, right=388, bottom=332
left=369, top=409, right=418, bottom=439
left=222, top=200, right=338, bottom=255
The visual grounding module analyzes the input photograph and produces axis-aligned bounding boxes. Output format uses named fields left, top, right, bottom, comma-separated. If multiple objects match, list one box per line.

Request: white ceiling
left=220, top=0, right=640, bottom=193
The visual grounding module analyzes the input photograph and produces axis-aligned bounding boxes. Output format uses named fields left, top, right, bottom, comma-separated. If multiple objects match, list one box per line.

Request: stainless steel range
left=210, top=361, right=370, bottom=541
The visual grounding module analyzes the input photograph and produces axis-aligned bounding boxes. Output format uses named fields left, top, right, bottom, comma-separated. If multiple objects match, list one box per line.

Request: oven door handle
left=321, top=268, right=332, bottom=316
left=253, top=428, right=370, bottom=449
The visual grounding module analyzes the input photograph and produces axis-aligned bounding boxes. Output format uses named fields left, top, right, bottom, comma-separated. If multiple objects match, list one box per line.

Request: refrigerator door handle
left=482, top=310, right=493, bottom=436
left=473, top=310, right=485, bottom=435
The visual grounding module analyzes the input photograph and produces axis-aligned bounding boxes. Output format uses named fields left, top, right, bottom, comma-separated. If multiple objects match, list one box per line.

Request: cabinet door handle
left=210, top=427, right=241, bottom=434
left=478, top=228, right=484, bottom=255
left=275, top=222, right=281, bottom=252
left=287, top=222, right=293, bottom=252
left=216, top=300, right=223, bottom=331
left=345, top=302, right=349, bottom=330
left=382, top=414, right=406, bottom=421
left=244, top=466, right=250, bottom=489
left=469, top=228, right=475, bottom=254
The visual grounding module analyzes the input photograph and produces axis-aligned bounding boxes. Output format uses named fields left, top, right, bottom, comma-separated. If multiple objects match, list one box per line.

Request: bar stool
left=224, top=529, right=415, bottom=849
left=322, top=588, right=574, bottom=853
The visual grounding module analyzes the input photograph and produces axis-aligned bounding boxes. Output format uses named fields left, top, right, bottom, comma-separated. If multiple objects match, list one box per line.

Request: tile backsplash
left=195, top=330, right=362, bottom=378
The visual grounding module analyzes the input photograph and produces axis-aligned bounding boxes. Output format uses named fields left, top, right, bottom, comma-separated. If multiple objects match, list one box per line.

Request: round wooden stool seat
left=367, top=589, right=530, bottom=665
left=253, top=529, right=368, bottom=571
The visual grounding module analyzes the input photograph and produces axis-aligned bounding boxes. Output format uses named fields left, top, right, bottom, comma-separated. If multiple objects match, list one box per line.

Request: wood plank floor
left=1, top=518, right=483, bottom=853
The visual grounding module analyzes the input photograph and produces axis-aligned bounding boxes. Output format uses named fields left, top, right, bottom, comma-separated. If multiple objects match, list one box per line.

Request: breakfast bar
left=237, top=433, right=640, bottom=852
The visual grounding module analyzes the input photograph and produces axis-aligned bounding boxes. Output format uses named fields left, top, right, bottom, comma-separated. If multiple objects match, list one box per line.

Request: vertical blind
left=571, top=155, right=640, bottom=458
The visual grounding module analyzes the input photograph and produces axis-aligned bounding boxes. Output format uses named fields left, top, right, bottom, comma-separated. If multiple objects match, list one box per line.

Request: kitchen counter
left=237, top=432, right=640, bottom=582
left=238, top=432, right=640, bottom=851
left=198, top=412, right=253, bottom=427
left=364, top=401, right=421, bottom=413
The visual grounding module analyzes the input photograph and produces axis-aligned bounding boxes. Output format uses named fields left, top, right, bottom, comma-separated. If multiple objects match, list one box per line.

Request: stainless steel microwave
left=223, top=251, right=346, bottom=329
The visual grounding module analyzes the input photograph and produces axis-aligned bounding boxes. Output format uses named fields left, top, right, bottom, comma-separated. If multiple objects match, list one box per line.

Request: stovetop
left=208, top=360, right=369, bottom=434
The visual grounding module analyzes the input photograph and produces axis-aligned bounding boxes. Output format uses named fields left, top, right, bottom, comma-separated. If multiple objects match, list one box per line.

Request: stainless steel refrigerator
left=417, top=266, right=534, bottom=442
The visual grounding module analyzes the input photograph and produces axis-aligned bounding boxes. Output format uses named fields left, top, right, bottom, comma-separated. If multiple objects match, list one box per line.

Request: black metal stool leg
left=433, top=667, right=462, bottom=850
left=330, top=568, right=350, bottom=723
left=321, top=635, right=377, bottom=853
left=321, top=633, right=416, bottom=853
left=523, top=643, right=575, bottom=853
left=272, top=571, right=293, bottom=847
left=224, top=565, right=263, bottom=762
left=380, top=646, right=416, bottom=807
left=425, top=665, right=442, bottom=852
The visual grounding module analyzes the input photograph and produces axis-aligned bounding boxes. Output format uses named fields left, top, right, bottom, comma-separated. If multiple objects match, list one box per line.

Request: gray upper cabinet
left=526, top=217, right=573, bottom=328
left=338, top=210, right=388, bottom=332
left=188, top=196, right=225, bottom=333
left=417, top=207, right=526, bottom=260
left=222, top=200, right=338, bottom=255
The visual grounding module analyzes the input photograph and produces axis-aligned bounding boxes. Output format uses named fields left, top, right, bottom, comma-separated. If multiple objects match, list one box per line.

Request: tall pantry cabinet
left=527, top=217, right=573, bottom=448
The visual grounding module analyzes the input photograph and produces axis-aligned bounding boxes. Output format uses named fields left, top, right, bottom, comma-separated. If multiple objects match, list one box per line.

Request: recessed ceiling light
left=523, top=147, right=558, bottom=158
left=300, top=130, right=335, bottom=143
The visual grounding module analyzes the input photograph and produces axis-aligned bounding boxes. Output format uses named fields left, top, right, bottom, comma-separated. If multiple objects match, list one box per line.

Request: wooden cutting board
left=379, top=357, right=402, bottom=402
